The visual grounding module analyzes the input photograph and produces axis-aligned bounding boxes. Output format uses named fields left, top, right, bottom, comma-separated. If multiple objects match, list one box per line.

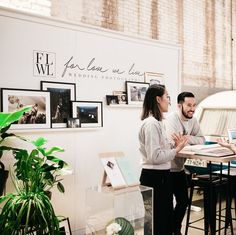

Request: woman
left=139, top=84, right=188, bottom=235
left=218, top=137, right=236, bottom=154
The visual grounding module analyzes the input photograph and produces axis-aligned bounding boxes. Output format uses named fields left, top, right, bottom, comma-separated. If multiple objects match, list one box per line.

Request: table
left=178, top=150, right=236, bottom=235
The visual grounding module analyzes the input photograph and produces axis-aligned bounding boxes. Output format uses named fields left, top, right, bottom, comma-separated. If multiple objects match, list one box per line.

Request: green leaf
left=0, top=106, right=32, bottom=130
left=57, top=182, right=65, bottom=193
left=42, top=164, right=58, bottom=172
left=45, top=146, right=64, bottom=156
left=32, top=137, right=47, bottom=147
left=0, top=125, right=10, bottom=134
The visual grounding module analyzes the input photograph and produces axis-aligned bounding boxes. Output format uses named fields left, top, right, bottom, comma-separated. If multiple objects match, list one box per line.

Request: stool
left=213, top=168, right=236, bottom=219
left=184, top=175, right=233, bottom=235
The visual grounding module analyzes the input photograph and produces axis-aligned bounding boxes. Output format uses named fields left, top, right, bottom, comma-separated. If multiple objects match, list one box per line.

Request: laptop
left=227, top=129, right=236, bottom=144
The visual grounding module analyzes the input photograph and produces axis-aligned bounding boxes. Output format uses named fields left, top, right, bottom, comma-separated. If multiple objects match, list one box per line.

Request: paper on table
left=182, top=144, right=234, bottom=157
left=182, top=144, right=220, bottom=152
left=196, top=146, right=234, bottom=157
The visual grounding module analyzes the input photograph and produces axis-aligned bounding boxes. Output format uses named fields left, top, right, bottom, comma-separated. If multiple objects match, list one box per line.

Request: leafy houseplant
left=0, top=107, right=68, bottom=234
left=0, top=106, right=32, bottom=196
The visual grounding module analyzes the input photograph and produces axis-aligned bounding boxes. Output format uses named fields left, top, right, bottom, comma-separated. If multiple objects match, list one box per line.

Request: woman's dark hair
left=141, top=84, right=166, bottom=121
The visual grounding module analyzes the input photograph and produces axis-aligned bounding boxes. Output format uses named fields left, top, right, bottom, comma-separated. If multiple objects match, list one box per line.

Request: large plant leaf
left=57, top=181, right=65, bottom=193
left=45, top=146, right=64, bottom=156
left=0, top=106, right=32, bottom=130
left=32, top=137, right=47, bottom=147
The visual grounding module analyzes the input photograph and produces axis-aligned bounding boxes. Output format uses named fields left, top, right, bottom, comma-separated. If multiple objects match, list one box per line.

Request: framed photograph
left=1, top=88, right=51, bottom=129
left=113, top=91, right=127, bottom=104
left=106, top=95, right=119, bottom=105
left=72, top=101, right=103, bottom=128
left=59, top=217, right=72, bottom=235
left=126, top=81, right=149, bottom=105
left=144, top=72, right=165, bottom=85
left=41, top=81, right=76, bottom=128
left=67, top=118, right=81, bottom=128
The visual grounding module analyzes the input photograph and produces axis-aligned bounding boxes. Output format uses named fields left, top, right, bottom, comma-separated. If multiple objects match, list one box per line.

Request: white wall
left=0, top=8, right=180, bottom=234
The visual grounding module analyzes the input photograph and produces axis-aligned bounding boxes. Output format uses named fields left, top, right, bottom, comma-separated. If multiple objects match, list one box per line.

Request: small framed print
left=113, top=91, right=127, bottom=104
left=72, top=101, right=103, bottom=128
left=41, top=81, right=76, bottom=128
left=67, top=118, right=81, bottom=128
left=59, top=217, right=72, bottom=235
left=126, top=81, right=149, bottom=105
left=144, top=72, right=165, bottom=85
left=1, top=88, right=51, bottom=129
left=106, top=95, right=119, bottom=105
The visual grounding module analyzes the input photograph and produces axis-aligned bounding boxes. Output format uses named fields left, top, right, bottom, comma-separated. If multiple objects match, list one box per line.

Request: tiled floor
left=181, top=190, right=236, bottom=235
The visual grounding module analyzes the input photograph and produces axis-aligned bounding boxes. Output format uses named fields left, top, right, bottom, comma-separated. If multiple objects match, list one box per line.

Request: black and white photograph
left=67, top=118, right=81, bottom=128
left=72, top=101, right=103, bottom=128
left=106, top=95, right=119, bottom=105
left=41, top=81, right=76, bottom=128
left=113, top=91, right=127, bottom=104
left=107, top=160, right=114, bottom=169
left=1, top=88, right=51, bottom=129
left=144, top=72, right=165, bottom=85
left=126, top=81, right=149, bottom=105
left=59, top=217, right=72, bottom=235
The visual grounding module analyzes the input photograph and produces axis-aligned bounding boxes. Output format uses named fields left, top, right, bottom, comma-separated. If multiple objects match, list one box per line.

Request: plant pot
left=0, top=162, right=9, bottom=196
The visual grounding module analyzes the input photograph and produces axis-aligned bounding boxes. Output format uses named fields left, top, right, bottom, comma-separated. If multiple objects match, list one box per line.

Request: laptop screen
left=228, top=129, right=236, bottom=144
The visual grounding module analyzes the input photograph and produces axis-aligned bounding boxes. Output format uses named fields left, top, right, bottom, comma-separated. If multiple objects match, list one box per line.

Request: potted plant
left=0, top=107, right=68, bottom=234
left=0, top=106, right=32, bottom=196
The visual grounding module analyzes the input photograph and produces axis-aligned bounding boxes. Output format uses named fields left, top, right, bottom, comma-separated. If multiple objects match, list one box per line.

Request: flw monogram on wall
left=33, top=50, right=56, bottom=78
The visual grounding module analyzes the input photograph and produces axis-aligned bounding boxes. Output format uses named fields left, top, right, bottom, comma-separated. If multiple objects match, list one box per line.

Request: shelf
left=107, top=104, right=142, bottom=108
left=11, top=127, right=102, bottom=134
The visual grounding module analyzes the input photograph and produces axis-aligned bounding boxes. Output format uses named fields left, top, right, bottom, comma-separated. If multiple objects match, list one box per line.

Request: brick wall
left=0, top=0, right=51, bottom=15
left=0, top=0, right=235, bottom=101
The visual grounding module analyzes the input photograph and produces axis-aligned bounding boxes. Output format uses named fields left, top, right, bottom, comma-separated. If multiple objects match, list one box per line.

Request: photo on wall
left=106, top=95, right=119, bottom=105
left=41, top=81, right=76, bottom=128
left=126, top=81, right=149, bottom=105
left=72, top=101, right=103, bottom=128
left=144, top=72, right=165, bottom=85
left=67, top=118, right=81, bottom=128
left=1, top=88, right=51, bottom=129
left=113, top=91, right=127, bottom=104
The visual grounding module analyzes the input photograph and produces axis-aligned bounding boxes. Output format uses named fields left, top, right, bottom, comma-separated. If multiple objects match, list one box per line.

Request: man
left=165, top=92, right=205, bottom=235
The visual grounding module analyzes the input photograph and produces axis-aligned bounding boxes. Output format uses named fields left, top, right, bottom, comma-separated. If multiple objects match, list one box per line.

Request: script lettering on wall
left=33, top=51, right=56, bottom=78
left=61, top=56, right=144, bottom=82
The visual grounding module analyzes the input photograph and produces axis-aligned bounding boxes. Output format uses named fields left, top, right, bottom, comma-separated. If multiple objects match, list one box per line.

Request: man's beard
left=182, top=106, right=193, bottom=119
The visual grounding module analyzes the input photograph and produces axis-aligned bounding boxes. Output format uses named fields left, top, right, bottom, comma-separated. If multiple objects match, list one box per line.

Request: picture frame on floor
left=59, top=217, right=72, bottom=235
left=72, top=101, right=103, bottom=128
left=1, top=88, right=51, bottom=129
left=41, top=81, right=76, bottom=128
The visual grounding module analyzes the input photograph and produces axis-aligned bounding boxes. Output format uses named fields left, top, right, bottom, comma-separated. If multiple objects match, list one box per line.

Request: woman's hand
left=172, top=134, right=188, bottom=153
left=217, top=137, right=236, bottom=154
left=171, top=133, right=188, bottom=147
left=217, top=137, right=231, bottom=148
